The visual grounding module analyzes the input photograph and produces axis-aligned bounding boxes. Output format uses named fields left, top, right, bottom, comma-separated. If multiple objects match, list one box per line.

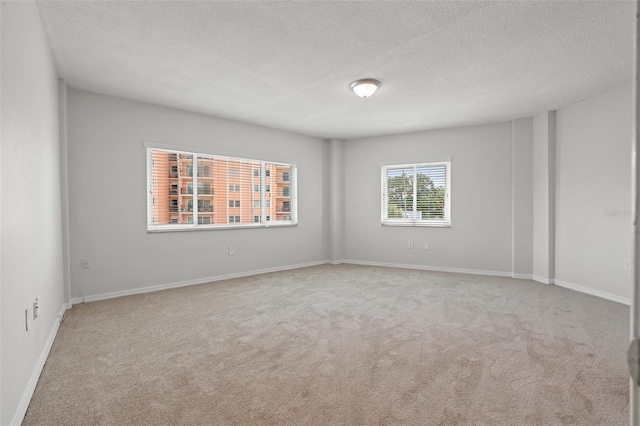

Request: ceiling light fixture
left=350, top=78, right=380, bottom=98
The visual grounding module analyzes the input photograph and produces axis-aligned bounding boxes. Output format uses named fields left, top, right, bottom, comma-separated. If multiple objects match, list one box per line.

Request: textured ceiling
left=36, top=1, right=635, bottom=140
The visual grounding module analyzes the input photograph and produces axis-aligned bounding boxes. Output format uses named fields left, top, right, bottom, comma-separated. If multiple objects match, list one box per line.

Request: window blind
left=381, top=161, right=451, bottom=227
left=147, top=148, right=296, bottom=231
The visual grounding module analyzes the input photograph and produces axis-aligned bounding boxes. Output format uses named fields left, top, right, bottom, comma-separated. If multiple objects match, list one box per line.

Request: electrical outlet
left=228, top=246, right=235, bottom=256
left=33, top=297, right=39, bottom=320
left=25, top=305, right=31, bottom=331
left=408, top=241, right=414, bottom=249
left=81, top=258, right=90, bottom=269
left=624, top=261, right=632, bottom=271
left=424, top=242, right=430, bottom=250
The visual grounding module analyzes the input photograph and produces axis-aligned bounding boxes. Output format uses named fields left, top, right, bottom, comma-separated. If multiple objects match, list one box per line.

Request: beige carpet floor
left=24, top=264, right=630, bottom=425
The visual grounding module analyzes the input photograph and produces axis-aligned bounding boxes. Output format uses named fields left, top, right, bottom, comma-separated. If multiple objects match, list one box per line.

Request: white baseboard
left=553, top=279, right=631, bottom=306
left=339, top=263, right=629, bottom=306
left=340, top=259, right=513, bottom=278
left=69, top=259, right=631, bottom=309
left=71, top=260, right=331, bottom=305
left=532, top=275, right=554, bottom=285
left=512, top=273, right=533, bottom=280
left=12, top=304, right=68, bottom=426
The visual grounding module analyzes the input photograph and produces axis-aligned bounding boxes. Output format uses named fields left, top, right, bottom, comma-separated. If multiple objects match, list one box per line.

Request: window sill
left=381, top=221, right=451, bottom=228
left=148, top=222, right=297, bottom=233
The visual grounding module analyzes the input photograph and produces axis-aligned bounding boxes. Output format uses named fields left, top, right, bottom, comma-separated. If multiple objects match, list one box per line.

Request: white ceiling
left=36, top=1, right=635, bottom=140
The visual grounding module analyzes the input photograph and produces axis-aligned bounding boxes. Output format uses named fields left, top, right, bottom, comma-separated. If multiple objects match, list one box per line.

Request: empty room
left=2, top=1, right=639, bottom=424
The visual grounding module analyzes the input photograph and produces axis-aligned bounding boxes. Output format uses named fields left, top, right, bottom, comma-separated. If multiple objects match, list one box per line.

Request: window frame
left=381, top=160, right=451, bottom=227
left=146, top=145, right=297, bottom=232
left=198, top=216, right=211, bottom=225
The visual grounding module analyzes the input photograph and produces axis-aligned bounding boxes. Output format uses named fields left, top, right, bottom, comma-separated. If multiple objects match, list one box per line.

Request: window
left=198, top=165, right=211, bottom=178
left=198, top=200, right=212, bottom=212
left=147, top=147, right=297, bottom=231
left=282, top=171, right=290, bottom=182
left=252, top=199, right=269, bottom=208
left=186, top=182, right=212, bottom=196
left=282, top=186, right=290, bottom=197
left=381, top=161, right=450, bottom=227
left=198, top=182, right=211, bottom=195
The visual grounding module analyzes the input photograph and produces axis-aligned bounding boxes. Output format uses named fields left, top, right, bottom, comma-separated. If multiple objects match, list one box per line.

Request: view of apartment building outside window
left=147, top=148, right=296, bottom=230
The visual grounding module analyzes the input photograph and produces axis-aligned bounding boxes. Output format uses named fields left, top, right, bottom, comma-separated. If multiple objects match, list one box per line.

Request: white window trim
left=381, top=161, right=451, bottom=227
left=146, top=146, right=298, bottom=232
left=143, top=141, right=297, bottom=166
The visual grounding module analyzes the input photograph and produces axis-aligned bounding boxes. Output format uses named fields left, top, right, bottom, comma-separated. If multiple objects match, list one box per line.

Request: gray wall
left=555, top=84, right=633, bottom=301
left=1, top=2, right=65, bottom=424
left=66, top=89, right=328, bottom=300
left=328, top=139, right=345, bottom=262
left=512, top=118, right=534, bottom=277
left=532, top=111, right=556, bottom=283
left=342, top=122, right=514, bottom=274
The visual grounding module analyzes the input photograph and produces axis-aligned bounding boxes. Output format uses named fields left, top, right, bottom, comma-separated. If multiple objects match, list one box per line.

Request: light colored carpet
left=24, top=264, right=629, bottom=425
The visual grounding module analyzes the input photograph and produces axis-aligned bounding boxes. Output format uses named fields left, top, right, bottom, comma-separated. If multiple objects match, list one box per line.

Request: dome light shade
left=350, top=78, right=380, bottom=98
